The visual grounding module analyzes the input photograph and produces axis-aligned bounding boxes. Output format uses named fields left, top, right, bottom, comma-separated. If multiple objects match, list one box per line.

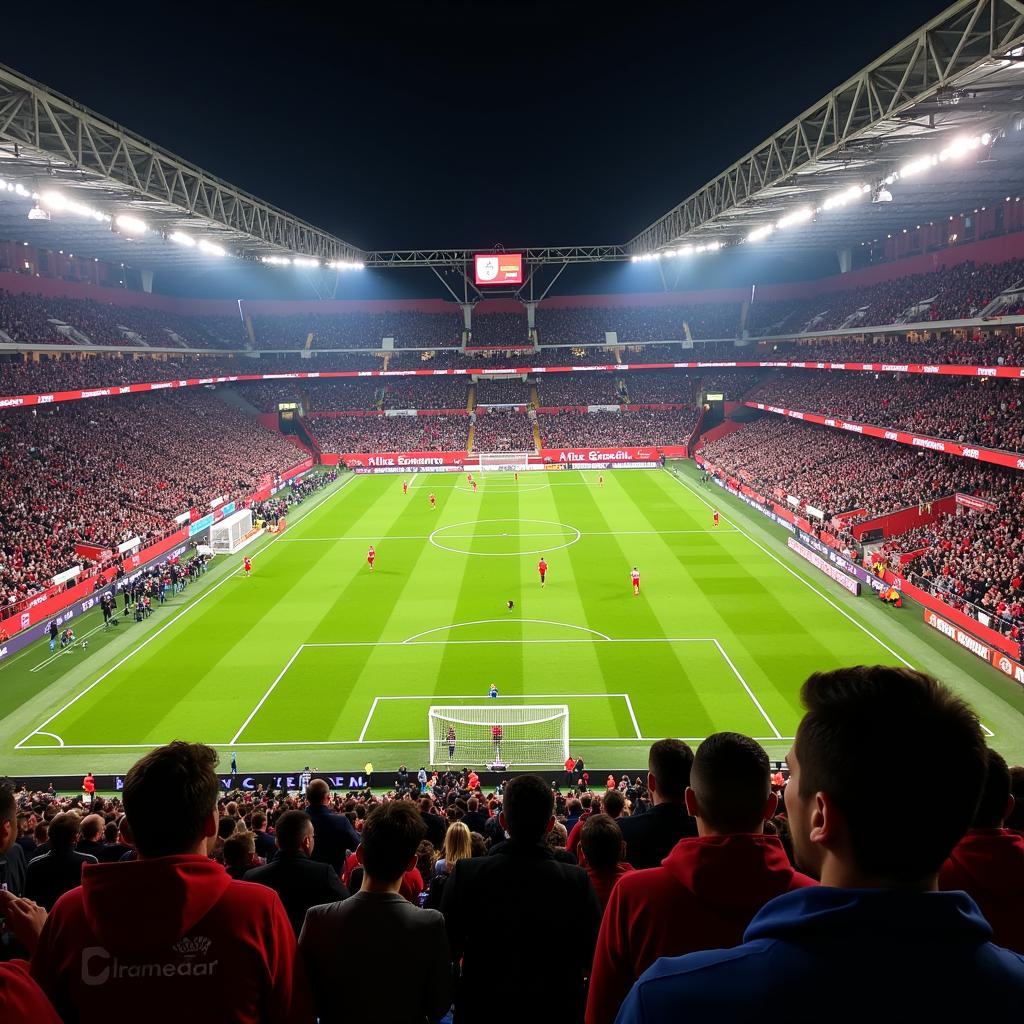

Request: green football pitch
left=2, top=464, right=1023, bottom=777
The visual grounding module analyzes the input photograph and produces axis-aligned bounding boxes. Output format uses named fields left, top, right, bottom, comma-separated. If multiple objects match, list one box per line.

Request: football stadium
left=1, top=3, right=1024, bottom=1020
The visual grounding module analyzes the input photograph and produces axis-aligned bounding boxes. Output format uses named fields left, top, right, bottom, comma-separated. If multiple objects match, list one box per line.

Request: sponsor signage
left=704, top=469, right=796, bottom=533
left=955, top=492, right=998, bottom=512
left=796, top=528, right=887, bottom=593
left=745, top=402, right=1024, bottom=471
left=922, top=610, right=993, bottom=662
left=990, top=651, right=1024, bottom=687
left=788, top=537, right=861, bottom=595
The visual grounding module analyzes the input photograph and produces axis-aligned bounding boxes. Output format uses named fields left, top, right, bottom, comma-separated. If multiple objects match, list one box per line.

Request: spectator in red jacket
left=939, top=747, right=1024, bottom=953
left=580, top=813, right=634, bottom=908
left=29, top=741, right=311, bottom=1023
left=586, top=732, right=816, bottom=1024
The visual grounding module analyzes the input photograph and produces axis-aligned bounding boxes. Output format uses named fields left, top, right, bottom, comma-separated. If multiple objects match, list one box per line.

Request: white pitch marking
left=712, top=638, right=782, bottom=738
left=30, top=623, right=106, bottom=672
left=277, top=529, right=734, bottom=543
left=622, top=694, right=642, bottom=739
left=230, top=646, right=304, bottom=745
left=358, top=696, right=380, bottom=743
left=21, top=731, right=67, bottom=748
left=15, top=473, right=358, bottom=751
left=665, top=469, right=916, bottom=669
left=402, top=619, right=612, bottom=644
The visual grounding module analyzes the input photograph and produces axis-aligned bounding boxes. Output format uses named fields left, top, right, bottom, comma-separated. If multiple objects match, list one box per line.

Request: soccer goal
left=428, top=705, right=569, bottom=767
left=210, top=508, right=259, bottom=554
left=478, top=452, right=533, bottom=472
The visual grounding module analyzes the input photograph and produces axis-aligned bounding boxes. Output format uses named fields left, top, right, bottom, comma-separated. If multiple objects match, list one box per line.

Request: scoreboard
left=474, top=253, right=523, bottom=285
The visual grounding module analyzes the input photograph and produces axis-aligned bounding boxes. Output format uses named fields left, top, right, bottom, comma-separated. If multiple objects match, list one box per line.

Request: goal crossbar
left=428, top=704, right=569, bottom=767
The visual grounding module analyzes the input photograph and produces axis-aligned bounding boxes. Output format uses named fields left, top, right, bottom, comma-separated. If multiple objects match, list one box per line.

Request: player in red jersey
left=514, top=471, right=519, bottom=482
left=713, top=509, right=720, bottom=527
left=538, top=556, right=548, bottom=588
left=429, top=492, right=437, bottom=509
left=367, top=545, right=376, bottom=571
left=631, top=566, right=640, bottom=595
left=599, top=474, right=604, bottom=487
left=402, top=480, right=408, bottom=496
left=467, top=473, right=472, bottom=482
left=243, top=556, right=252, bottom=578
left=472, top=479, right=478, bottom=493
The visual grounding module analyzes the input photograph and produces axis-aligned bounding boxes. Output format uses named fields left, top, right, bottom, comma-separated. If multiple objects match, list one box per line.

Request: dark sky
left=3, top=1, right=948, bottom=252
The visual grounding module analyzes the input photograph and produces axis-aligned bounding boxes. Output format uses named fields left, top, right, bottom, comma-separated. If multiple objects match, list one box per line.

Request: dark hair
left=973, top=749, right=1011, bottom=828
left=502, top=775, right=554, bottom=843
left=649, top=738, right=694, bottom=801
left=251, top=812, right=267, bottom=830
left=602, top=789, right=625, bottom=818
left=690, top=733, right=771, bottom=832
left=0, top=785, right=14, bottom=827
left=580, top=814, right=623, bottom=870
left=48, top=812, right=81, bottom=851
left=306, top=779, right=330, bottom=805
left=361, top=802, right=426, bottom=882
left=275, top=810, right=313, bottom=851
left=1007, top=766, right=1024, bottom=832
left=222, top=832, right=254, bottom=868
left=795, top=666, right=986, bottom=881
left=217, top=816, right=237, bottom=841
left=123, top=741, right=220, bottom=857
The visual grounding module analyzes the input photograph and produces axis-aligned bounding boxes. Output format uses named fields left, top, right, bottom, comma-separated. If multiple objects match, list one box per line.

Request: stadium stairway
left=467, top=420, right=477, bottom=452
left=532, top=416, right=543, bottom=450
left=221, top=387, right=262, bottom=417
left=467, top=384, right=476, bottom=412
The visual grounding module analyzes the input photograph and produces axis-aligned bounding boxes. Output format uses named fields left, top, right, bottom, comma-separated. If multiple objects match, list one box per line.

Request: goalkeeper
left=491, top=724, right=503, bottom=762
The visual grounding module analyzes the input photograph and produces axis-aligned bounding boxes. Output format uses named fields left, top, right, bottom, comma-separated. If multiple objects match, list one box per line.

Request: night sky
left=3, top=1, right=949, bottom=255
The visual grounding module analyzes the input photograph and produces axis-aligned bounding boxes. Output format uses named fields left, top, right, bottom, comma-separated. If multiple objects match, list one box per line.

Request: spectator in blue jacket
left=616, top=666, right=1024, bottom=1022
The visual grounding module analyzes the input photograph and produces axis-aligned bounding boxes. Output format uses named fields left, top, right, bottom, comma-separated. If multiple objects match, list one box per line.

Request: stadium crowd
left=535, top=303, right=741, bottom=342
left=470, top=409, right=537, bottom=451
left=538, top=408, right=699, bottom=448
left=748, top=257, right=1024, bottom=335
left=308, top=414, right=469, bottom=453
left=473, top=377, right=532, bottom=405
left=748, top=373, right=1024, bottom=453
left=1, top=667, right=1022, bottom=1022
left=250, top=310, right=462, bottom=350
left=537, top=374, right=624, bottom=406
left=0, top=391, right=301, bottom=610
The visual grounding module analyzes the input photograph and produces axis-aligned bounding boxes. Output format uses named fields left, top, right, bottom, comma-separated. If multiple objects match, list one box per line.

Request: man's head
left=123, top=741, right=220, bottom=858
left=357, top=802, right=426, bottom=884
left=785, top=666, right=986, bottom=887
left=222, top=831, right=254, bottom=869
left=275, top=810, right=314, bottom=856
left=602, top=789, right=625, bottom=819
left=581, top=814, right=625, bottom=871
left=685, top=733, right=776, bottom=835
left=1007, top=766, right=1024, bottom=832
left=80, top=813, right=104, bottom=843
left=647, top=738, right=694, bottom=804
left=48, top=812, right=82, bottom=852
left=251, top=812, right=267, bottom=832
left=971, top=748, right=1014, bottom=829
left=499, top=774, right=554, bottom=844
left=306, top=779, right=330, bottom=806
left=0, top=785, right=15, bottom=855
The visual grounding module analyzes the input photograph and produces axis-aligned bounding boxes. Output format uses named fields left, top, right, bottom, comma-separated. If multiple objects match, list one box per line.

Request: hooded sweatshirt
left=615, top=887, right=1024, bottom=1023
left=586, top=833, right=815, bottom=1024
left=31, top=855, right=312, bottom=1024
left=939, top=828, right=1024, bottom=953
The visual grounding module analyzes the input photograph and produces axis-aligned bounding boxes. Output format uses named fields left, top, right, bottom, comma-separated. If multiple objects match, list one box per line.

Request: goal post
left=478, top=452, right=533, bottom=472
left=428, top=704, right=569, bottom=767
left=210, top=508, right=258, bottom=554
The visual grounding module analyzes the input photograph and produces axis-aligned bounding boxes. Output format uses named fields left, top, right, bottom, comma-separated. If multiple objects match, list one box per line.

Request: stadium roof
left=628, top=0, right=1024, bottom=258
left=0, top=63, right=365, bottom=272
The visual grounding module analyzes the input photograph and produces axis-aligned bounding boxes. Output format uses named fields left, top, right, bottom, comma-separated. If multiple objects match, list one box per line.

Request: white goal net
left=210, top=508, right=256, bottom=554
left=478, top=452, right=533, bottom=472
left=428, top=704, right=569, bottom=767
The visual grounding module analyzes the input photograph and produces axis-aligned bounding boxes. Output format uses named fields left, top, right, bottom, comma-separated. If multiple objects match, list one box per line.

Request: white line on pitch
left=279, top=529, right=735, bottom=542
left=622, top=694, right=642, bottom=738
left=712, top=638, right=782, bottom=738
left=370, top=693, right=632, bottom=700
left=231, top=646, right=304, bottom=745
left=15, top=473, right=358, bottom=751
left=30, top=623, right=106, bottom=672
left=304, top=637, right=716, bottom=648
left=358, top=696, right=380, bottom=743
left=665, top=469, right=916, bottom=670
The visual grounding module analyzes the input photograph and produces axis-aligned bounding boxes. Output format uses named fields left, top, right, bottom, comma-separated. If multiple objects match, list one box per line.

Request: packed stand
left=382, top=377, right=468, bottom=410
left=748, top=372, right=1024, bottom=453
left=473, top=377, right=532, bottom=405
left=536, top=303, right=741, bottom=343
left=538, top=407, right=699, bottom=448
left=747, top=257, right=1024, bottom=335
left=471, top=409, right=536, bottom=451
left=0, top=390, right=302, bottom=609
left=250, top=310, right=462, bottom=351
left=537, top=373, right=625, bottom=406
left=309, top=414, right=469, bottom=452
left=471, top=312, right=528, bottom=346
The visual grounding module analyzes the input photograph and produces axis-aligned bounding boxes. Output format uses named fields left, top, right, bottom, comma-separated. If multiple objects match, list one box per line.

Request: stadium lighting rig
left=630, top=240, right=723, bottom=263
left=260, top=255, right=365, bottom=270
